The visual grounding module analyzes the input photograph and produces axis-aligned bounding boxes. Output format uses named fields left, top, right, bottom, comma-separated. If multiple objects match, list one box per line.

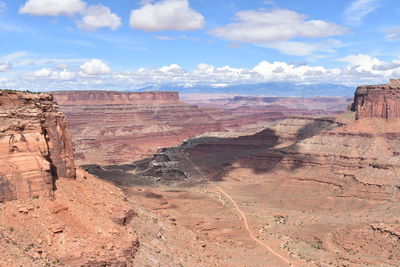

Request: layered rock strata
left=0, top=90, right=75, bottom=202
left=53, top=91, right=223, bottom=165
left=54, top=91, right=350, bottom=166
left=129, top=81, right=400, bottom=201
left=352, top=79, right=400, bottom=119
left=188, top=95, right=351, bottom=115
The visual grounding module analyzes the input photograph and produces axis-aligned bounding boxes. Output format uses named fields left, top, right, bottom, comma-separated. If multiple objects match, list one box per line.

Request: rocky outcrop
left=0, top=90, right=75, bottom=202
left=351, top=79, right=400, bottom=119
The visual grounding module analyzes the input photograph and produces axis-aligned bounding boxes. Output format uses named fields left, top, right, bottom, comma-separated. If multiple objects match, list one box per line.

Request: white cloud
left=344, top=0, right=380, bottom=26
left=0, top=51, right=88, bottom=69
left=0, top=62, right=11, bottom=72
left=19, top=0, right=86, bottom=16
left=31, top=68, right=75, bottom=80
left=6, top=54, right=400, bottom=91
left=340, top=54, right=383, bottom=71
left=210, top=9, right=348, bottom=45
left=32, top=68, right=52, bottom=77
left=252, top=60, right=338, bottom=82
left=77, top=5, right=121, bottom=31
left=80, top=59, right=112, bottom=75
left=159, top=64, right=182, bottom=73
left=211, top=83, right=228, bottom=88
left=130, top=0, right=204, bottom=31
left=0, top=1, right=6, bottom=14
left=20, top=0, right=120, bottom=31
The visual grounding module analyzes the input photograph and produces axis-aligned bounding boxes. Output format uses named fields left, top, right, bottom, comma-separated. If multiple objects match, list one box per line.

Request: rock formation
left=188, top=95, right=351, bottom=115
left=0, top=90, right=75, bottom=202
left=128, top=80, right=400, bottom=201
left=53, top=91, right=224, bottom=165
left=93, top=80, right=400, bottom=265
left=53, top=91, right=349, bottom=166
left=351, top=79, right=400, bottom=119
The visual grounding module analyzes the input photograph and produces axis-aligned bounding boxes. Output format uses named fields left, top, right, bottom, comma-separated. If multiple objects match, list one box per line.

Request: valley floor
left=87, top=115, right=400, bottom=266
left=121, top=156, right=400, bottom=266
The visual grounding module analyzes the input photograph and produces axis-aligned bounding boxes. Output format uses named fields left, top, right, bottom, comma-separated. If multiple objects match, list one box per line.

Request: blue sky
left=0, top=0, right=400, bottom=91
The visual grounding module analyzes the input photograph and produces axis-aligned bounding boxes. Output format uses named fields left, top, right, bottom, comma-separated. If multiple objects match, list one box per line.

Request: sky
left=0, top=0, right=400, bottom=91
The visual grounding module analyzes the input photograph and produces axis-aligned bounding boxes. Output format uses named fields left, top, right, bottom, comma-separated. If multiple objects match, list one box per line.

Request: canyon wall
left=0, top=90, right=75, bottom=202
left=53, top=91, right=223, bottom=165
left=352, top=79, right=400, bottom=119
left=129, top=80, right=400, bottom=201
left=54, top=91, right=349, bottom=165
left=187, top=95, right=351, bottom=114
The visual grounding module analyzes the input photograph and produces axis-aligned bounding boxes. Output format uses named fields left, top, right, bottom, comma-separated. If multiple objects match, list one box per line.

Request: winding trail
left=181, top=151, right=293, bottom=266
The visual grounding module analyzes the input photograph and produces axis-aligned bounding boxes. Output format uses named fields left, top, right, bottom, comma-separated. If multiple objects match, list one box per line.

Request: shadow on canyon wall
left=84, top=118, right=334, bottom=186
left=180, top=119, right=330, bottom=182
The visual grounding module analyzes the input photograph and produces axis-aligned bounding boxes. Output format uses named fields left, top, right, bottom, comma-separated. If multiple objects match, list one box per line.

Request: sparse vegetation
left=310, top=242, right=322, bottom=250
left=272, top=215, right=288, bottom=224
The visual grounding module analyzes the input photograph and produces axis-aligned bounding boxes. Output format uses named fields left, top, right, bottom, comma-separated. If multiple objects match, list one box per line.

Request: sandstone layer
left=352, top=79, right=400, bottom=119
left=188, top=95, right=351, bottom=114
left=0, top=168, right=142, bottom=267
left=53, top=91, right=224, bottom=165
left=0, top=90, right=75, bottom=202
left=0, top=90, right=221, bottom=267
left=54, top=91, right=349, bottom=166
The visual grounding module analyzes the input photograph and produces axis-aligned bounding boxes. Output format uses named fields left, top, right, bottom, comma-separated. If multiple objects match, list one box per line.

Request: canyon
left=1, top=80, right=400, bottom=266
left=53, top=91, right=349, bottom=165
left=87, top=80, right=400, bottom=266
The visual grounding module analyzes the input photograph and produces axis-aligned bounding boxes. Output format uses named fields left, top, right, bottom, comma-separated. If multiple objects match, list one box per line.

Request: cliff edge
left=0, top=90, right=75, bottom=202
left=351, top=79, right=400, bottom=119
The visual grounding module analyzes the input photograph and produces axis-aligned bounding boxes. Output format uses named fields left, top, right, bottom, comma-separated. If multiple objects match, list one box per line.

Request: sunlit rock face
left=0, top=90, right=75, bottom=202
left=53, top=91, right=223, bottom=165
left=352, top=79, right=400, bottom=119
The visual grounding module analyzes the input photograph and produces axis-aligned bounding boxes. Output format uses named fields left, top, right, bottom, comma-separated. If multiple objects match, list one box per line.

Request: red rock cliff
left=53, top=91, right=222, bottom=165
left=54, top=90, right=180, bottom=105
left=351, top=79, right=400, bottom=119
left=0, top=90, right=75, bottom=202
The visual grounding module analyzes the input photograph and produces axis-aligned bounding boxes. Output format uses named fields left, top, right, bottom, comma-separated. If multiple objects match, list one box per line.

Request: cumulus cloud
left=210, top=9, right=348, bottom=44
left=130, top=0, right=204, bottom=31
left=159, top=64, right=182, bottom=73
left=80, top=59, right=112, bottom=75
left=31, top=68, right=75, bottom=80
left=344, top=0, right=380, bottom=26
left=77, top=5, right=121, bottom=31
left=6, top=54, right=400, bottom=91
left=19, top=0, right=86, bottom=16
left=340, top=54, right=383, bottom=71
left=0, top=62, right=11, bottom=72
left=19, top=0, right=120, bottom=31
